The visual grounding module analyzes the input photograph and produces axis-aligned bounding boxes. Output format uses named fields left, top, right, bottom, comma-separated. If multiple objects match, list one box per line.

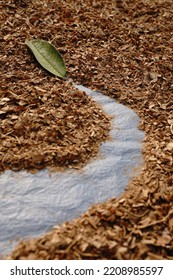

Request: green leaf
left=25, top=39, right=66, bottom=78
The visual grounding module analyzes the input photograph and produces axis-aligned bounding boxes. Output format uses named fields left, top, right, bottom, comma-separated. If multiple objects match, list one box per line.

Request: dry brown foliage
left=0, top=0, right=173, bottom=259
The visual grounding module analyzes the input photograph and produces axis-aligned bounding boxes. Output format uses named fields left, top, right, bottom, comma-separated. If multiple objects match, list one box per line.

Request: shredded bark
left=1, top=0, right=173, bottom=259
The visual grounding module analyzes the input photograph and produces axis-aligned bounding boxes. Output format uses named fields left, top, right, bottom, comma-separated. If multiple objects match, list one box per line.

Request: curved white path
left=0, top=86, right=144, bottom=256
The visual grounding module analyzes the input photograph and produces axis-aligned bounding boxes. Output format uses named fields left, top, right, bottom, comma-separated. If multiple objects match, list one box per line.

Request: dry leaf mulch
left=1, top=0, right=173, bottom=259
left=0, top=3, right=111, bottom=172
left=0, top=79, right=111, bottom=172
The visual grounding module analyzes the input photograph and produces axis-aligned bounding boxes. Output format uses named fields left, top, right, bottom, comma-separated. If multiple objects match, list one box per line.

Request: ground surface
left=0, top=0, right=173, bottom=259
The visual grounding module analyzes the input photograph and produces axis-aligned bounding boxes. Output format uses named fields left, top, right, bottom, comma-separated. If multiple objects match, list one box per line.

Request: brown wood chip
left=1, top=0, right=173, bottom=260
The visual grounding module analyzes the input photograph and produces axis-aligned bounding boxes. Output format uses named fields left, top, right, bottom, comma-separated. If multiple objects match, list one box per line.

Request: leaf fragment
left=25, top=39, right=66, bottom=78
